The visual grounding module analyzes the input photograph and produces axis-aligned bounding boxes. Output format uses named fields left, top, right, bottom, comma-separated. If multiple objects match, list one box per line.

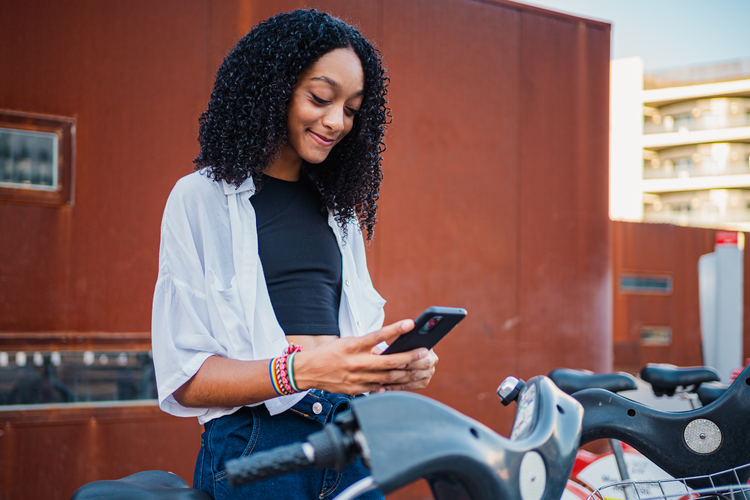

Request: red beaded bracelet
left=269, top=343, right=303, bottom=396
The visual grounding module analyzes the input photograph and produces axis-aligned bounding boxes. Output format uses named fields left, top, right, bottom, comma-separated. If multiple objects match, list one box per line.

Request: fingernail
left=419, top=349, right=428, bottom=358
left=402, top=320, right=411, bottom=330
left=376, top=388, right=386, bottom=393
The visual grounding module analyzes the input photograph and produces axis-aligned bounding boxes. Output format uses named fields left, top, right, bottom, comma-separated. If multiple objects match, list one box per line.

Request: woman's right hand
left=292, top=319, right=429, bottom=395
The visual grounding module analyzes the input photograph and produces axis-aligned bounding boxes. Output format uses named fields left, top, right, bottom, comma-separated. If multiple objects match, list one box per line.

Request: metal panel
left=0, top=405, right=201, bottom=499
left=517, top=10, right=612, bottom=376
left=0, top=0, right=214, bottom=332
left=0, top=1, right=223, bottom=498
left=612, top=221, right=716, bottom=372
left=376, top=0, right=523, bottom=432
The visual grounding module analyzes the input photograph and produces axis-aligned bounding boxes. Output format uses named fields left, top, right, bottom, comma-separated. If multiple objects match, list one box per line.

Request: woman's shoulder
left=172, top=169, right=221, bottom=196
left=166, top=170, right=225, bottom=208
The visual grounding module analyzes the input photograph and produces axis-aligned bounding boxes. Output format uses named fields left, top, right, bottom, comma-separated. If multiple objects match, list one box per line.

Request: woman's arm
left=173, top=319, right=429, bottom=408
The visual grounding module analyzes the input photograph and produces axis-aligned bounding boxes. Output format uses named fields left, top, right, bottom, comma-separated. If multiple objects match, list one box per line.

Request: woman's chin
left=301, top=152, right=331, bottom=165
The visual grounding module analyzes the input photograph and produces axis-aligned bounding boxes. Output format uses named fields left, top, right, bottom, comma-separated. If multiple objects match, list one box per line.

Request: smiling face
left=268, top=47, right=365, bottom=180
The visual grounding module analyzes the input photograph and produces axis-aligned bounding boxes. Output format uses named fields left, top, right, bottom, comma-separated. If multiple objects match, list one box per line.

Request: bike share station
left=4, top=0, right=750, bottom=498
left=553, top=231, right=749, bottom=500
left=71, top=356, right=750, bottom=499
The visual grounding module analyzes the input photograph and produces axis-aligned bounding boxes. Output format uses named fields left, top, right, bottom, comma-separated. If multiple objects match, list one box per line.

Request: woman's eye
left=311, top=93, right=330, bottom=105
left=345, top=107, right=359, bottom=117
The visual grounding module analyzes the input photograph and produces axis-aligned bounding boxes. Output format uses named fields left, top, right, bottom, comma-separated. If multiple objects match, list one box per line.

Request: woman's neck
left=265, top=144, right=303, bottom=181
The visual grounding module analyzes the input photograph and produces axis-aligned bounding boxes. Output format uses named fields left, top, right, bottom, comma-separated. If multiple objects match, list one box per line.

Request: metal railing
left=644, top=208, right=750, bottom=225
left=644, top=114, right=750, bottom=135
left=643, top=160, right=750, bottom=179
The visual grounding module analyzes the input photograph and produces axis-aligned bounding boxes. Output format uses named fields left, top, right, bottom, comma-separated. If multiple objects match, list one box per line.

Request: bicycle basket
left=585, top=463, right=750, bottom=500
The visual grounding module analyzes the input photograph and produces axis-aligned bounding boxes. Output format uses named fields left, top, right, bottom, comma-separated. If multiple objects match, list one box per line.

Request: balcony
left=645, top=113, right=750, bottom=135
left=644, top=160, right=750, bottom=179
left=643, top=208, right=750, bottom=227
left=642, top=126, right=750, bottom=150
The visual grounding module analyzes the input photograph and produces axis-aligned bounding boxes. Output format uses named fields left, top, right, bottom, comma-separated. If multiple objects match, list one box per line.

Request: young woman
left=151, top=9, right=439, bottom=499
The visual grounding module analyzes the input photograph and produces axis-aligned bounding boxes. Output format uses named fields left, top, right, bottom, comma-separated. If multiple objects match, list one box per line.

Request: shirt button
left=357, top=320, right=362, bottom=328
left=312, top=402, right=323, bottom=415
left=345, top=280, right=350, bottom=286
left=338, top=235, right=342, bottom=242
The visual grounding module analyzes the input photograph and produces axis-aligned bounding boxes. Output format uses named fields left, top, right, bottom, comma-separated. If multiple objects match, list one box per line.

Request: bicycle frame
left=573, top=364, right=750, bottom=488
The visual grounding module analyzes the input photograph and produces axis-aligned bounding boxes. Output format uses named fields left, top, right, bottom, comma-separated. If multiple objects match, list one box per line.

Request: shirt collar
left=222, top=175, right=256, bottom=196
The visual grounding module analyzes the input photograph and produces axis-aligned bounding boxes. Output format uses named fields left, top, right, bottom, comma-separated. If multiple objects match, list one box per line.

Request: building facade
left=611, top=57, right=750, bottom=230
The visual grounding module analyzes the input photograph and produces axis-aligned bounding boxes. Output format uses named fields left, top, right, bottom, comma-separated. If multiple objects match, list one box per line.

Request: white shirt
left=151, top=170, right=386, bottom=424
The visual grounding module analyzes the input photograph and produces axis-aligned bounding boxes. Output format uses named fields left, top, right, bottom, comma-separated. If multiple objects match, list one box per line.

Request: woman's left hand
left=371, top=348, right=439, bottom=392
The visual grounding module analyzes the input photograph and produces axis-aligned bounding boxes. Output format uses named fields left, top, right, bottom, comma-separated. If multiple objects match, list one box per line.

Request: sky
left=518, top=0, right=750, bottom=72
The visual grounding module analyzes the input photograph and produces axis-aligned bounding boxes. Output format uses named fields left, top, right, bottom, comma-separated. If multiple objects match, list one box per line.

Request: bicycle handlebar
left=353, top=377, right=582, bottom=499
left=226, top=413, right=358, bottom=487
left=226, top=441, right=314, bottom=487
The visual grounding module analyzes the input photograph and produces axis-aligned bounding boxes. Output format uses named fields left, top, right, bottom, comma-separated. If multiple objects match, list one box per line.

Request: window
left=0, top=110, right=75, bottom=206
left=640, top=326, right=671, bottom=346
left=0, top=129, right=57, bottom=189
left=620, top=274, right=672, bottom=294
left=0, top=349, right=157, bottom=408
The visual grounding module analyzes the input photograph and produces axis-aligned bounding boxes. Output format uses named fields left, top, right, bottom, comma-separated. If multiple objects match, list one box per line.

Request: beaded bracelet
left=269, top=343, right=303, bottom=396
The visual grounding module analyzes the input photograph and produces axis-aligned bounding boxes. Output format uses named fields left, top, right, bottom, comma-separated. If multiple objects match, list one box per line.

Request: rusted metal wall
left=613, top=221, right=750, bottom=373
left=0, top=405, right=201, bottom=499
left=0, top=0, right=612, bottom=498
left=0, top=1, right=237, bottom=498
left=0, top=0, right=240, bottom=333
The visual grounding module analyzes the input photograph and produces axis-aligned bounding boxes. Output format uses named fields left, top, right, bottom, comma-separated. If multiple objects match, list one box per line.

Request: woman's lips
left=309, top=130, right=335, bottom=146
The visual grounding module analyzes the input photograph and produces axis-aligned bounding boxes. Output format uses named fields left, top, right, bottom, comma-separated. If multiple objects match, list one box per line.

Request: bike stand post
left=610, top=438, right=636, bottom=500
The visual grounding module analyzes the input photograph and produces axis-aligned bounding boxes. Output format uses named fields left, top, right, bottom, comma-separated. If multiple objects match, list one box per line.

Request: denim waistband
left=287, top=389, right=357, bottom=425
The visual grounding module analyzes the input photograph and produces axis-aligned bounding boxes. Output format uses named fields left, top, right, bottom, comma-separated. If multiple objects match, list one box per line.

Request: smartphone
left=381, top=306, right=467, bottom=355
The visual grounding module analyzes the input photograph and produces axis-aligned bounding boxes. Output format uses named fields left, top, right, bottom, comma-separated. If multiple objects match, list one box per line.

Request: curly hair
left=194, top=9, right=390, bottom=240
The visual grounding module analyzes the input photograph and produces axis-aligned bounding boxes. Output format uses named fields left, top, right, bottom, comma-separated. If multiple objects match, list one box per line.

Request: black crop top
left=250, top=174, right=342, bottom=335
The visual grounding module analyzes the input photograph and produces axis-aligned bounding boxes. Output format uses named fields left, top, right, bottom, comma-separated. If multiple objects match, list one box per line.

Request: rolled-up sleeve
left=152, top=273, right=229, bottom=417
left=151, top=177, right=232, bottom=418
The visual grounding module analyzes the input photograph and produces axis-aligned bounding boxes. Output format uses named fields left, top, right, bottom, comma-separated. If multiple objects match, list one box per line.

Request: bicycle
left=507, top=364, right=750, bottom=500
left=225, top=375, right=584, bottom=500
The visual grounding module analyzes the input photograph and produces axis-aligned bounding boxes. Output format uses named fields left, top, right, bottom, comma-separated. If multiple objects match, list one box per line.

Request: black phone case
left=382, top=306, right=467, bottom=355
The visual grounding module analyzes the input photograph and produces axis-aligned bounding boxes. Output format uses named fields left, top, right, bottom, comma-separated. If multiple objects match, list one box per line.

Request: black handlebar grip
left=306, top=424, right=352, bottom=471
left=225, top=442, right=313, bottom=487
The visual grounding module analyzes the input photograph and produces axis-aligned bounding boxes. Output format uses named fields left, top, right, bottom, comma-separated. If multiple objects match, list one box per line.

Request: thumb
left=361, top=319, right=414, bottom=348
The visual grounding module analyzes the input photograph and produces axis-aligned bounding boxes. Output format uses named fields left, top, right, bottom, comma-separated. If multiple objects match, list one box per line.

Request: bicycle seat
left=548, top=368, right=637, bottom=395
left=639, top=363, right=720, bottom=396
left=696, top=381, right=727, bottom=406
left=69, top=470, right=212, bottom=500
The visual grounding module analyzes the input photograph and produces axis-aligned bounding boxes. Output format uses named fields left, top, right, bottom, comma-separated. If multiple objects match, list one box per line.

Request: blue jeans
left=194, top=390, right=383, bottom=500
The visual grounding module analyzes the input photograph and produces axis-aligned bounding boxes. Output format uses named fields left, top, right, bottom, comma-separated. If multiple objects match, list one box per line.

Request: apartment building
left=611, top=57, right=750, bottom=230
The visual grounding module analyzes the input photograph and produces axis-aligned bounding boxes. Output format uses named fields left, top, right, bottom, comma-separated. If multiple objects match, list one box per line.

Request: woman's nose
left=322, top=106, right=345, bottom=133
